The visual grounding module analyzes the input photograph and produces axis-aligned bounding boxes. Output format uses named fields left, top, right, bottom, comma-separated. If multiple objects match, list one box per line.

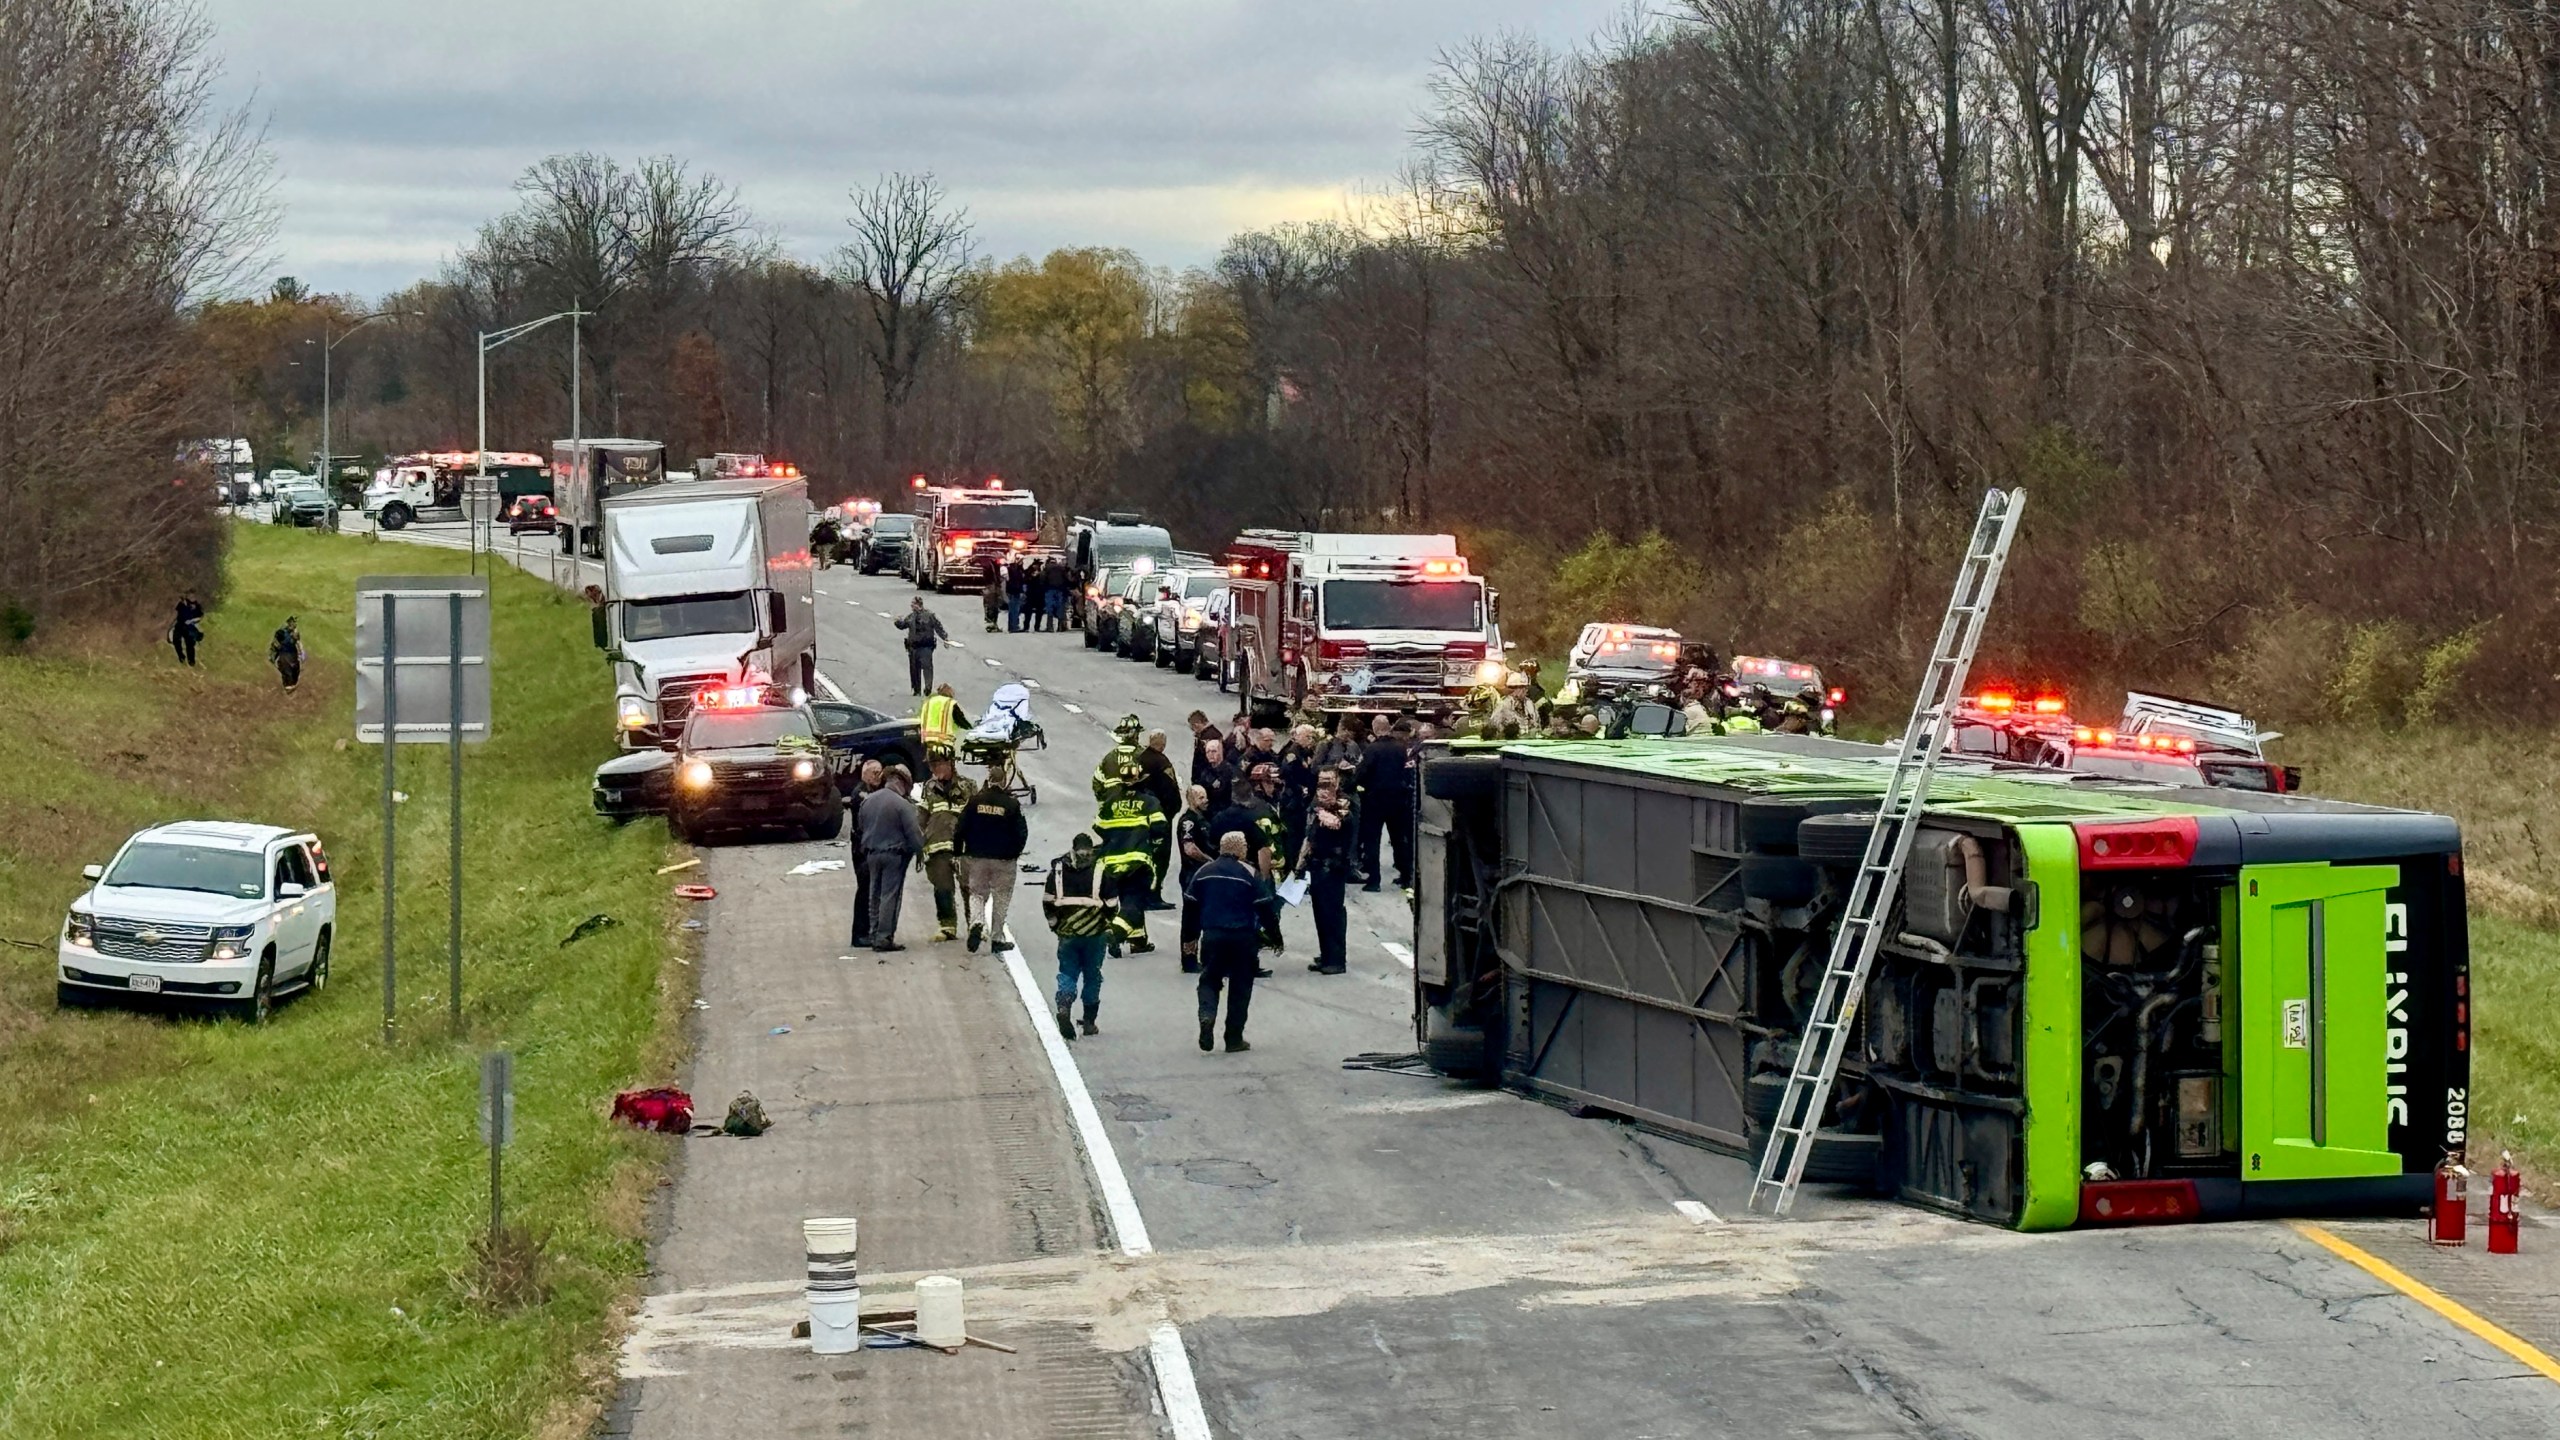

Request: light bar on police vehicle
left=691, top=685, right=773, bottom=712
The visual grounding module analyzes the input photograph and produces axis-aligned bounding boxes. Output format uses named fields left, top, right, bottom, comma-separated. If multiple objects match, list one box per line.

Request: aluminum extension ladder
left=1748, top=488, right=2027, bottom=1217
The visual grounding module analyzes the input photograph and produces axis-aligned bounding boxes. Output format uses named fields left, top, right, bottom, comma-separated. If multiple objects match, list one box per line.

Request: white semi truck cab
left=596, top=476, right=818, bottom=748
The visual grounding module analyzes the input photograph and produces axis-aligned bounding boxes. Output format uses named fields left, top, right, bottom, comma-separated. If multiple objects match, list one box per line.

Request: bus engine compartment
left=1413, top=734, right=2467, bottom=1230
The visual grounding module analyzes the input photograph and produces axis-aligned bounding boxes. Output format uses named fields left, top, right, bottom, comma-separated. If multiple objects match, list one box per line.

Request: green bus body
left=1415, top=734, right=2467, bottom=1230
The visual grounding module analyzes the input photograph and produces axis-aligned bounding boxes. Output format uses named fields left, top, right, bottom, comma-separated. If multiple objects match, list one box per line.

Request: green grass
left=0, top=524, right=683, bottom=1439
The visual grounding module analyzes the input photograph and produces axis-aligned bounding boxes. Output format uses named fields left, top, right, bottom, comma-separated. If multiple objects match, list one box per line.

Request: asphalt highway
left=798, top=565, right=2560, bottom=1438
left=345, top=511, right=2560, bottom=1437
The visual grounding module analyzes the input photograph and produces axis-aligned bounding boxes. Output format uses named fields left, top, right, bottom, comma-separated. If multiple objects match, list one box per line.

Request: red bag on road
left=612, top=1086, right=694, bottom=1133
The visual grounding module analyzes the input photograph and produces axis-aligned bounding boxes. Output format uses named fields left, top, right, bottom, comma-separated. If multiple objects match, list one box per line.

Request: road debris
left=656, top=858, right=704, bottom=876
left=559, top=913, right=620, bottom=947
left=785, top=858, right=847, bottom=876
left=674, top=883, right=717, bottom=901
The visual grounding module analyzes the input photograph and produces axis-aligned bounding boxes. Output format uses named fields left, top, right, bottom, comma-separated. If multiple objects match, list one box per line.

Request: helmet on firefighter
left=1465, top=684, right=1500, bottom=715
left=1113, top=713, right=1143, bottom=740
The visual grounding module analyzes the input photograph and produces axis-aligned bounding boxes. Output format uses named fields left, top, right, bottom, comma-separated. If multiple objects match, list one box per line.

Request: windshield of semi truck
left=623, top=592, right=756, bottom=642
left=943, top=502, right=1038, bottom=533
left=1321, top=579, right=1484, bottom=633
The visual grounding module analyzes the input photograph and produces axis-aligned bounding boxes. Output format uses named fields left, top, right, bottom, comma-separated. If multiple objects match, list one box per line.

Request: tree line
left=190, top=2, right=2560, bottom=718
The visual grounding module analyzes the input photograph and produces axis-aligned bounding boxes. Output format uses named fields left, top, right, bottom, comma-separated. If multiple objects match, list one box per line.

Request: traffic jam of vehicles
left=81, top=449, right=2472, bottom=1248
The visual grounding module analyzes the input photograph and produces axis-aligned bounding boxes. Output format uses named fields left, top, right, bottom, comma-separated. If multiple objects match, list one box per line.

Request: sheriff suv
left=58, top=822, right=335, bottom=1023
left=665, top=699, right=849, bottom=844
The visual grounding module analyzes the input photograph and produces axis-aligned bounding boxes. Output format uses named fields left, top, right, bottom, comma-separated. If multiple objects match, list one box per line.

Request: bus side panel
left=2014, top=823, right=2083, bottom=1232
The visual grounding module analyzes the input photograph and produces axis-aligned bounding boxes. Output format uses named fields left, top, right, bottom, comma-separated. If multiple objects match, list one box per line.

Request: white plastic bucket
left=803, top=1217, right=860, bottom=1355
left=915, top=1274, right=966, bottom=1348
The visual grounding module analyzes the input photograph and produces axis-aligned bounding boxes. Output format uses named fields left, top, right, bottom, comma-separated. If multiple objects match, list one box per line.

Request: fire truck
left=1222, top=530, right=1503, bottom=723
left=909, top=477, right=1042, bottom=593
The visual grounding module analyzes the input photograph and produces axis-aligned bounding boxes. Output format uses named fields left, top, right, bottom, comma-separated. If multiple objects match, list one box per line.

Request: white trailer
left=595, top=475, right=818, bottom=747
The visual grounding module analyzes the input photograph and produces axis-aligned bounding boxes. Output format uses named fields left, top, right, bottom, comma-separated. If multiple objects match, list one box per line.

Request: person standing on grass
left=1188, top=832, right=1263, bottom=1053
left=169, top=595, right=204, bottom=667
left=857, top=766, right=923, bottom=952
left=268, top=616, right=305, bottom=694
left=1044, top=832, right=1115, bottom=1040
left=895, top=595, right=948, bottom=696
left=956, top=757, right=1029, bottom=953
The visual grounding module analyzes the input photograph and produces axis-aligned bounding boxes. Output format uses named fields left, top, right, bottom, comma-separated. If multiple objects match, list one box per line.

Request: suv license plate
left=129, top=974, right=162, bottom=994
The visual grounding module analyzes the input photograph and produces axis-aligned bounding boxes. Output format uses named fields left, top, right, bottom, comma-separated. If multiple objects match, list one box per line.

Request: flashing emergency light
left=693, top=686, right=768, bottom=711
left=1228, top=562, right=1245, bottom=576
left=1979, top=692, right=2016, bottom=713
left=2033, top=696, right=2067, bottom=714
left=985, top=476, right=1003, bottom=489
left=1827, top=687, right=1846, bottom=705
left=1421, top=558, right=1466, bottom=576
left=910, top=475, right=928, bottom=489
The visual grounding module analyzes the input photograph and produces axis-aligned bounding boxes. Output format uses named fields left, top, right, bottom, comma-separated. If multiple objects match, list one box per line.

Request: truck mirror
left=590, top=606, right=608, bottom=650
left=766, top=591, right=787, bottom=637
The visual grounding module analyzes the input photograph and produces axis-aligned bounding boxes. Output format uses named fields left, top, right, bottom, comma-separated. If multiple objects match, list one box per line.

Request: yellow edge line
left=2293, top=1222, right=2560, bottom=1385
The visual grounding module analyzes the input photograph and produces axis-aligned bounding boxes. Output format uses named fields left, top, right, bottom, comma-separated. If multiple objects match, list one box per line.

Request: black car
left=505, top=494, right=558, bottom=534
left=859, top=514, right=919, bottom=576
left=592, top=698, right=927, bottom=836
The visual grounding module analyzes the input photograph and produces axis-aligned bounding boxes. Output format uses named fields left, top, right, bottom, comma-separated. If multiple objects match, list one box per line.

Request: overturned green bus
left=1413, top=734, right=2467, bottom=1230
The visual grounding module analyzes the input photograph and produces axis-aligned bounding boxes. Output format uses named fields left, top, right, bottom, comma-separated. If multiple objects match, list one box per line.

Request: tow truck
left=1222, top=530, right=1501, bottom=724
left=910, top=476, right=1041, bottom=592
left=362, top=451, right=549, bottom=531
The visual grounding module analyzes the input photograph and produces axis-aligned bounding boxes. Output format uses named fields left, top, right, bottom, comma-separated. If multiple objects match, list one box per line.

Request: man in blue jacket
left=1184, top=832, right=1263, bottom=1053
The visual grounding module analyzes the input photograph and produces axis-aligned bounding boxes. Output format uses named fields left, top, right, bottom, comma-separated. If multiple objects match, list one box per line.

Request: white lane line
left=994, top=932, right=1218, bottom=1437
left=875, top=610, right=896, bottom=619
left=1381, top=941, right=1414, bottom=969
left=984, top=656, right=1002, bottom=667
left=1024, top=679, right=1042, bottom=690
left=1062, top=702, right=1084, bottom=714
left=993, top=928, right=1151, bottom=1256
left=1674, top=1199, right=1721, bottom=1226
left=846, top=599, right=866, bottom=608
left=1150, top=1323, right=1214, bottom=1440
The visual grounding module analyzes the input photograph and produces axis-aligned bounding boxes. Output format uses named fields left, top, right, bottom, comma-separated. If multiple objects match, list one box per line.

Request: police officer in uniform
left=917, top=749, right=976, bottom=941
left=1210, top=762, right=1288, bottom=959
left=1091, top=752, right=1165, bottom=953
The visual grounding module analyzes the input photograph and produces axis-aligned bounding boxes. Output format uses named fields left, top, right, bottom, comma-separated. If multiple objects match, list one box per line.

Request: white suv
left=58, top=822, right=336, bottom=1023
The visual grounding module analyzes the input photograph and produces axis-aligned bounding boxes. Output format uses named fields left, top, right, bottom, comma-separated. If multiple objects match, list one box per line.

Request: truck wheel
left=1748, top=1120, right=1883, bottom=1188
left=379, top=503, right=411, bottom=531
left=1422, top=755, right=1502, bottom=801
left=1797, top=812, right=1880, bottom=865
left=1738, top=854, right=1819, bottom=905
left=1422, top=1005, right=1493, bottom=1081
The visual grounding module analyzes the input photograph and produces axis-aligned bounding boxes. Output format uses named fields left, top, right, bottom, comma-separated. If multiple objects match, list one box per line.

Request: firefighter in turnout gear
left=918, top=749, right=976, bottom=941
left=1092, top=712, right=1146, bottom=801
left=1091, top=750, right=1164, bottom=953
left=1720, top=686, right=1768, bottom=735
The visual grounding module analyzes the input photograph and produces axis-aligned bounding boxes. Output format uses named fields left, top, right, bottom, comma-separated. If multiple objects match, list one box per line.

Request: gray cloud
left=206, top=0, right=1629, bottom=299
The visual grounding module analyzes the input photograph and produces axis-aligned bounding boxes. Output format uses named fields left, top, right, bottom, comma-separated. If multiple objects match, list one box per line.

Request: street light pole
left=476, top=308, right=588, bottom=575
left=317, top=309, right=401, bottom=531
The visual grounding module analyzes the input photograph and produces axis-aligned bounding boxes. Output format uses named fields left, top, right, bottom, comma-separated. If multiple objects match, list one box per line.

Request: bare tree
left=839, top=173, right=975, bottom=473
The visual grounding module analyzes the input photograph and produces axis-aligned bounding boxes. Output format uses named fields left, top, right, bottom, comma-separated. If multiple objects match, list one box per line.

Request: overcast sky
left=201, top=0, right=1631, bottom=301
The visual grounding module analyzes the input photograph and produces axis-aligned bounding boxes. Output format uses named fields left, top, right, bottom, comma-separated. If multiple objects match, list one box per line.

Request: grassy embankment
left=0, top=523, right=684, bottom=1438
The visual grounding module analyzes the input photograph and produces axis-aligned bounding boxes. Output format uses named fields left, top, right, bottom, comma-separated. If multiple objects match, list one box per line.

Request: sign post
left=356, top=576, right=492, bottom=1042
left=479, top=1050, right=515, bottom=1238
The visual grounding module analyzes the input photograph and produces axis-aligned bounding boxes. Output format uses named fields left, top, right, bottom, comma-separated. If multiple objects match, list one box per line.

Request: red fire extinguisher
left=2488, top=1153, right=2522, bottom=1256
left=2432, top=1152, right=2470, bottom=1247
